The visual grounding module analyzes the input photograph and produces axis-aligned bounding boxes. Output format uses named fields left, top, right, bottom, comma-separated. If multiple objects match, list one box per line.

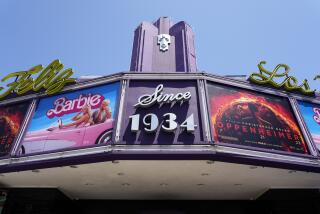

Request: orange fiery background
left=0, top=104, right=28, bottom=133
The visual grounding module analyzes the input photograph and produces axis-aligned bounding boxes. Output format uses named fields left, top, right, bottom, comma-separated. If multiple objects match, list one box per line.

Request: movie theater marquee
left=0, top=60, right=320, bottom=173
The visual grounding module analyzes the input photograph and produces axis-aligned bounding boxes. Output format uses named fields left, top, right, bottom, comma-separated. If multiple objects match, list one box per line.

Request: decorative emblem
left=157, top=34, right=171, bottom=52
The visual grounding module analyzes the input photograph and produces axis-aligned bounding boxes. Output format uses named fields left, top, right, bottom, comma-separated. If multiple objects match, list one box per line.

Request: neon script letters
left=47, top=93, right=105, bottom=118
left=134, top=84, right=191, bottom=108
left=249, top=61, right=315, bottom=96
left=0, top=60, right=76, bottom=100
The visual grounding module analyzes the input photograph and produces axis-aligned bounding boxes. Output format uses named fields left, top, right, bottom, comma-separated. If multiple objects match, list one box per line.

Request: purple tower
left=130, top=17, right=197, bottom=72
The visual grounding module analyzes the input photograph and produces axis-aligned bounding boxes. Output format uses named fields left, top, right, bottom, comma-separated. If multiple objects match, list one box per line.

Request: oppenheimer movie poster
left=0, top=102, right=29, bottom=156
left=208, top=84, right=309, bottom=154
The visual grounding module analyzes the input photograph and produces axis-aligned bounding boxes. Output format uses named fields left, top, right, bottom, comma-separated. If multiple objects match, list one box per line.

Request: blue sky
left=1, top=0, right=320, bottom=89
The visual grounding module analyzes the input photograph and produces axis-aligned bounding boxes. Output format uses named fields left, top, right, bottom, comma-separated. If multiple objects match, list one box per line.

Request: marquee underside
left=1, top=160, right=319, bottom=200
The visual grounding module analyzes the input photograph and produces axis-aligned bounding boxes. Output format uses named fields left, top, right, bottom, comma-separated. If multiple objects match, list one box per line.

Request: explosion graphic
left=209, top=87, right=308, bottom=154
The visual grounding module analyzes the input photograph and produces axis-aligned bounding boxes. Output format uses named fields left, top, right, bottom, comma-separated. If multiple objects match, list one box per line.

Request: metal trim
left=289, top=97, right=318, bottom=156
left=203, top=79, right=215, bottom=144
left=122, top=72, right=204, bottom=80
left=3, top=144, right=318, bottom=167
left=215, top=145, right=318, bottom=166
left=198, top=79, right=211, bottom=142
left=9, top=145, right=113, bottom=165
left=114, top=79, right=128, bottom=143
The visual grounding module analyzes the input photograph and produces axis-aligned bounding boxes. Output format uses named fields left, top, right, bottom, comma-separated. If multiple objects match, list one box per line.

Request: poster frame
left=0, top=100, right=34, bottom=159
left=14, top=79, right=122, bottom=157
left=293, top=98, right=320, bottom=157
left=204, top=78, right=316, bottom=158
left=117, top=76, right=208, bottom=145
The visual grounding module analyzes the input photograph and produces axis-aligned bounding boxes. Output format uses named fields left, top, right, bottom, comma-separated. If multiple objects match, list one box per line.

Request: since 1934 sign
left=120, top=80, right=205, bottom=145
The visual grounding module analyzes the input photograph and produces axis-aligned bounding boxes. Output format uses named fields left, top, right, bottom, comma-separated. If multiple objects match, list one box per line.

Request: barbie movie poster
left=298, top=100, right=320, bottom=152
left=19, top=82, right=119, bottom=155
left=208, top=83, right=309, bottom=154
left=0, top=102, right=29, bottom=157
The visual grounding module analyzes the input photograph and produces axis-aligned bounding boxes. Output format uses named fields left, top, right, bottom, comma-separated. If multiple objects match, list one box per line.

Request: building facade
left=0, top=17, right=320, bottom=213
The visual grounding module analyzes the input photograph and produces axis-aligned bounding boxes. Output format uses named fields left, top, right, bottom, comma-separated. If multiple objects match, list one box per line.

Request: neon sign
left=249, top=61, right=315, bottom=96
left=0, top=60, right=76, bottom=100
left=134, top=84, right=191, bottom=108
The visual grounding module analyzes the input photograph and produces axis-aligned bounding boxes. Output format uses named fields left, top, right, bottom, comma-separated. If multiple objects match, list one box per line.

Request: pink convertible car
left=18, top=119, right=114, bottom=155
